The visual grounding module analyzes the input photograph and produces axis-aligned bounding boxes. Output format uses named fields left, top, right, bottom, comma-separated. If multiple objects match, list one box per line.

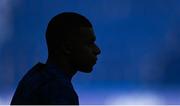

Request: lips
left=88, top=56, right=98, bottom=66
left=95, top=57, right=97, bottom=61
left=93, top=57, right=98, bottom=64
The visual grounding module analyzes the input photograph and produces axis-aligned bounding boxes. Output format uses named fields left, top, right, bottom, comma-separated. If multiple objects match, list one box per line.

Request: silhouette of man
left=11, top=12, right=101, bottom=105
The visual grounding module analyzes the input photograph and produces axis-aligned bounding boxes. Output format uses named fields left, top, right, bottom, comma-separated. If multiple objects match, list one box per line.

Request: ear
left=64, top=48, right=71, bottom=55
left=61, top=41, right=72, bottom=55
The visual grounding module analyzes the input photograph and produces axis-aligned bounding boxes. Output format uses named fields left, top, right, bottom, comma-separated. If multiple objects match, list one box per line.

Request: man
left=11, top=12, right=101, bottom=105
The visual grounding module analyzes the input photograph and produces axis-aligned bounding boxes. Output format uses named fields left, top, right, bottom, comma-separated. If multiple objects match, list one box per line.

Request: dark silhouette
left=11, top=12, right=101, bottom=105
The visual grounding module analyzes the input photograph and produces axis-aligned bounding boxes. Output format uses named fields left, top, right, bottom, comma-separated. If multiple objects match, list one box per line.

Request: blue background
left=1, top=0, right=180, bottom=104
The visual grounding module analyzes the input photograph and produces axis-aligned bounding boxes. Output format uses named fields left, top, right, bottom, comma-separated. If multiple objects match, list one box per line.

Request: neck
left=46, top=54, right=77, bottom=80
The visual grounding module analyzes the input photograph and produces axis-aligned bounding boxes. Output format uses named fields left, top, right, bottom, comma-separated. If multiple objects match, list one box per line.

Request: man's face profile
left=46, top=12, right=101, bottom=73
left=67, top=27, right=101, bottom=73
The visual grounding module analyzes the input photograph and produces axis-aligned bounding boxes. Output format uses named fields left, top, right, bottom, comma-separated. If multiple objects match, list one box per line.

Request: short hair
left=45, top=12, right=92, bottom=54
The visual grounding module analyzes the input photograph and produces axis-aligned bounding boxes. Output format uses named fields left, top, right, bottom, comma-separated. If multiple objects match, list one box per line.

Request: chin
left=79, top=67, right=93, bottom=73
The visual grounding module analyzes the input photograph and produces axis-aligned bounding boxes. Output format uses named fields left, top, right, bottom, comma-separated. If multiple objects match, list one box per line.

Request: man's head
left=46, top=12, right=101, bottom=73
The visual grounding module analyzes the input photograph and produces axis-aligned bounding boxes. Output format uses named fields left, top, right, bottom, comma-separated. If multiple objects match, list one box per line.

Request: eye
left=88, top=42, right=95, bottom=46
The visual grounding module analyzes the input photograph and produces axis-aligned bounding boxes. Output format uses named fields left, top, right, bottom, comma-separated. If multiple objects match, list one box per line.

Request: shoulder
left=38, top=79, right=79, bottom=105
left=17, top=63, right=50, bottom=93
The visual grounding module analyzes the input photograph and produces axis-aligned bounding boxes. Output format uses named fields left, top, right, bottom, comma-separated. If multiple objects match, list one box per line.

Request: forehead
left=78, top=27, right=96, bottom=41
left=80, top=27, right=94, bottom=33
left=68, top=27, right=96, bottom=45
